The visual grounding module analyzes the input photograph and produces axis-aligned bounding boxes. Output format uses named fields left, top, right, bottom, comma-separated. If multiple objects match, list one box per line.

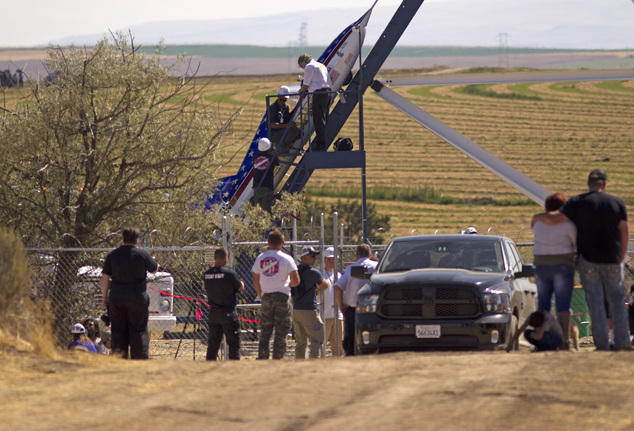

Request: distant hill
left=134, top=45, right=619, bottom=59
left=52, top=0, right=634, bottom=50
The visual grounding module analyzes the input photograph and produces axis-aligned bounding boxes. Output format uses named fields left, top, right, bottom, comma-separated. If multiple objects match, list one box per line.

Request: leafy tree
left=0, top=35, right=239, bottom=337
left=299, top=197, right=391, bottom=244
left=0, top=35, right=239, bottom=248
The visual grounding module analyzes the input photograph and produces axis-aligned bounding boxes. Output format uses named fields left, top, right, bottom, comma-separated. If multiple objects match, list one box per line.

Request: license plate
left=415, top=325, right=441, bottom=338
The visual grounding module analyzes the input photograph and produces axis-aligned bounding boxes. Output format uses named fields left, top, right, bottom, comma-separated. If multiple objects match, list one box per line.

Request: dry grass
left=2, top=346, right=634, bottom=431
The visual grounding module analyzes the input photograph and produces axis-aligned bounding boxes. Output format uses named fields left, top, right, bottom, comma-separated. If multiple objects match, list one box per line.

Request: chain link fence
left=25, top=234, right=634, bottom=358
left=25, top=230, right=377, bottom=359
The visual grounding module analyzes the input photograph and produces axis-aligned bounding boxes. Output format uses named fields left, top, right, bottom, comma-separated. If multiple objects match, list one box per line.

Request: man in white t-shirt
left=320, top=247, right=344, bottom=356
left=298, top=53, right=332, bottom=152
left=252, top=229, right=300, bottom=359
left=335, top=244, right=377, bottom=356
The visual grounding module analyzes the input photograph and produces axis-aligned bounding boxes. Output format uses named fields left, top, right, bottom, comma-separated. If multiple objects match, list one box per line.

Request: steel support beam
left=371, top=80, right=551, bottom=206
left=282, top=0, right=425, bottom=194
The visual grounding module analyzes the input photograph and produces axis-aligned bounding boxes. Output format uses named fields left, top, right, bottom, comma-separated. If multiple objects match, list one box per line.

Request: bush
left=0, top=226, right=56, bottom=356
left=0, top=226, right=30, bottom=316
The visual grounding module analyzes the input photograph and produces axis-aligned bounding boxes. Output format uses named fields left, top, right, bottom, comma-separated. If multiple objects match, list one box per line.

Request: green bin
left=570, top=285, right=590, bottom=338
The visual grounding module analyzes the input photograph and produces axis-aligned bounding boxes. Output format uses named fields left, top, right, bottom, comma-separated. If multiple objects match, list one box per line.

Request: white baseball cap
left=278, top=85, right=290, bottom=99
left=258, top=137, right=272, bottom=152
left=71, top=323, right=86, bottom=334
left=324, top=247, right=335, bottom=258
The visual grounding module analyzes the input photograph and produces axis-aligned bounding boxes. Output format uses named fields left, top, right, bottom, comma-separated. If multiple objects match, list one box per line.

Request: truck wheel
left=508, top=314, right=520, bottom=351
left=355, top=337, right=378, bottom=355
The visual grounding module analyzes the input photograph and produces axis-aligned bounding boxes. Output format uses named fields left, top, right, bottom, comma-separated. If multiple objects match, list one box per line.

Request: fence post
left=222, top=216, right=228, bottom=251
left=228, top=214, right=235, bottom=267
left=332, top=211, right=340, bottom=357
left=292, top=216, right=297, bottom=261
left=221, top=215, right=229, bottom=360
left=320, top=212, right=326, bottom=358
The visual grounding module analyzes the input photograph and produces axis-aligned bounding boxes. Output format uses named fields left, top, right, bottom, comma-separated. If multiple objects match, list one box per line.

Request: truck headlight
left=483, top=290, right=509, bottom=313
left=357, top=294, right=379, bottom=313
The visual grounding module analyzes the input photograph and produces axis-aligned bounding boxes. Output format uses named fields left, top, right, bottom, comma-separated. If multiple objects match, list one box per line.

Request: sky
left=2, top=0, right=398, bottom=46
left=2, top=0, right=634, bottom=48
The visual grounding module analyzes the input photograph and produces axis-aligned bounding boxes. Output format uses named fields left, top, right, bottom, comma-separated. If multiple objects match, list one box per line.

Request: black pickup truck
left=354, top=235, right=537, bottom=353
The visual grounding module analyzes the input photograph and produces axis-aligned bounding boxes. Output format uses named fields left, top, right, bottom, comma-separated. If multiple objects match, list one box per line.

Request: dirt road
left=1, top=348, right=633, bottom=431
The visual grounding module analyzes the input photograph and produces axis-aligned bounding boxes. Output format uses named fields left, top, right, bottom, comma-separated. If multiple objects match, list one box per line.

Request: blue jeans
left=524, top=329, right=562, bottom=351
left=577, top=257, right=631, bottom=350
left=535, top=264, right=575, bottom=313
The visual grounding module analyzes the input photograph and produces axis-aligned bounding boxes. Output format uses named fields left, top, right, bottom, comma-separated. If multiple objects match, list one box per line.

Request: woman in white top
left=531, top=192, right=577, bottom=349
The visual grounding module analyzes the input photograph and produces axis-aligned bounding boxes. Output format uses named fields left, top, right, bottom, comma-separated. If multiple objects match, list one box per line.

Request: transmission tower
left=497, top=32, right=509, bottom=68
left=298, top=22, right=308, bottom=47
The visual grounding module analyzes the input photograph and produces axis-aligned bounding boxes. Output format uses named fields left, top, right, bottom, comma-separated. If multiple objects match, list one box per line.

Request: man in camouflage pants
left=252, top=229, right=300, bottom=359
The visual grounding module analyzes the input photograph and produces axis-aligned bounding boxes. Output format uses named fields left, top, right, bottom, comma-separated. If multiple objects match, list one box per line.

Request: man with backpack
left=292, top=246, right=329, bottom=359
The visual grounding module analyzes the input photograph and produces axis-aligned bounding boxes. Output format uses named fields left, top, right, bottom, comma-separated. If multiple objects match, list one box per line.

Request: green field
left=3, top=70, right=633, bottom=244
left=185, top=72, right=634, bottom=243
left=134, top=44, right=608, bottom=59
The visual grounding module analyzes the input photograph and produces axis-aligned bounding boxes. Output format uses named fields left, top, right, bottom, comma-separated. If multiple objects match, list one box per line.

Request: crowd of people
left=200, top=229, right=377, bottom=360
left=69, top=169, right=630, bottom=359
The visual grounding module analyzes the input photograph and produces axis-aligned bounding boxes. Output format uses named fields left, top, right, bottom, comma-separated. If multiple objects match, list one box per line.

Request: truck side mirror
left=514, top=264, right=534, bottom=278
left=351, top=265, right=372, bottom=279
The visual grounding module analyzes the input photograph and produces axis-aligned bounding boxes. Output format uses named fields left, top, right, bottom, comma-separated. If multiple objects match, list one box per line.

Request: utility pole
left=358, top=26, right=368, bottom=244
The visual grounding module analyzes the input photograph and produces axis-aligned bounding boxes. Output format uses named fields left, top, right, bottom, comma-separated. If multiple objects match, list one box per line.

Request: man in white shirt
left=335, top=244, right=377, bottom=356
left=298, top=53, right=332, bottom=152
left=321, top=247, right=344, bottom=356
left=252, top=229, right=300, bottom=359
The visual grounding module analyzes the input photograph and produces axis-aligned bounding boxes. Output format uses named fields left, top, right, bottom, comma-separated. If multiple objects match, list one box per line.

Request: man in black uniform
left=252, top=137, right=279, bottom=213
left=100, top=227, right=158, bottom=359
left=204, top=247, right=244, bottom=360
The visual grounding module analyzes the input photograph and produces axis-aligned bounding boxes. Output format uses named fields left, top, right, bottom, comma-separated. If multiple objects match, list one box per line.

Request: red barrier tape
left=148, top=285, right=593, bottom=324
left=147, top=285, right=261, bottom=323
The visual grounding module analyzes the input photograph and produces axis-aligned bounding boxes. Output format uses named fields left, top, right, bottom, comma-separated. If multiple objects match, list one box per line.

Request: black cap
left=301, top=246, right=320, bottom=256
left=588, top=169, right=607, bottom=182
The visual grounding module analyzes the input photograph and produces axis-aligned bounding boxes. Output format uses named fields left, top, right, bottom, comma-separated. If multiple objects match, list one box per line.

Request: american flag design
left=205, top=5, right=374, bottom=211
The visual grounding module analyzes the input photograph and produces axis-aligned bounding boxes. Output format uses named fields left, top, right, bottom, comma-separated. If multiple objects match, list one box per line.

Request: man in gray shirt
left=292, top=246, right=329, bottom=359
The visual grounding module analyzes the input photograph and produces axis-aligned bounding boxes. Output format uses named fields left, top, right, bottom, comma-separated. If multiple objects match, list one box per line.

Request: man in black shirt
left=292, top=246, right=329, bottom=359
left=204, top=247, right=244, bottom=360
left=252, top=137, right=279, bottom=213
left=101, top=227, right=158, bottom=359
left=535, top=169, right=630, bottom=350
left=267, top=86, right=300, bottom=154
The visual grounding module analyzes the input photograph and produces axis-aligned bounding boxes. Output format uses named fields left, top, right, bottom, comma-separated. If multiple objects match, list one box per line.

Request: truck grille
left=379, top=285, right=480, bottom=319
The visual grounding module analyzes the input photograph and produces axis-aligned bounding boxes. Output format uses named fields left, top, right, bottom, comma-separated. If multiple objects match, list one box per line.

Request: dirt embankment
left=1, top=348, right=633, bottom=431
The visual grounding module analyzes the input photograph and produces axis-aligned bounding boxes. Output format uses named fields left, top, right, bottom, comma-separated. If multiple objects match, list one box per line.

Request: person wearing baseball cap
left=267, top=85, right=300, bottom=154
left=320, top=246, right=344, bottom=355
left=534, top=168, right=630, bottom=350
left=252, top=137, right=279, bottom=213
left=67, top=323, right=97, bottom=353
left=291, top=246, right=329, bottom=359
